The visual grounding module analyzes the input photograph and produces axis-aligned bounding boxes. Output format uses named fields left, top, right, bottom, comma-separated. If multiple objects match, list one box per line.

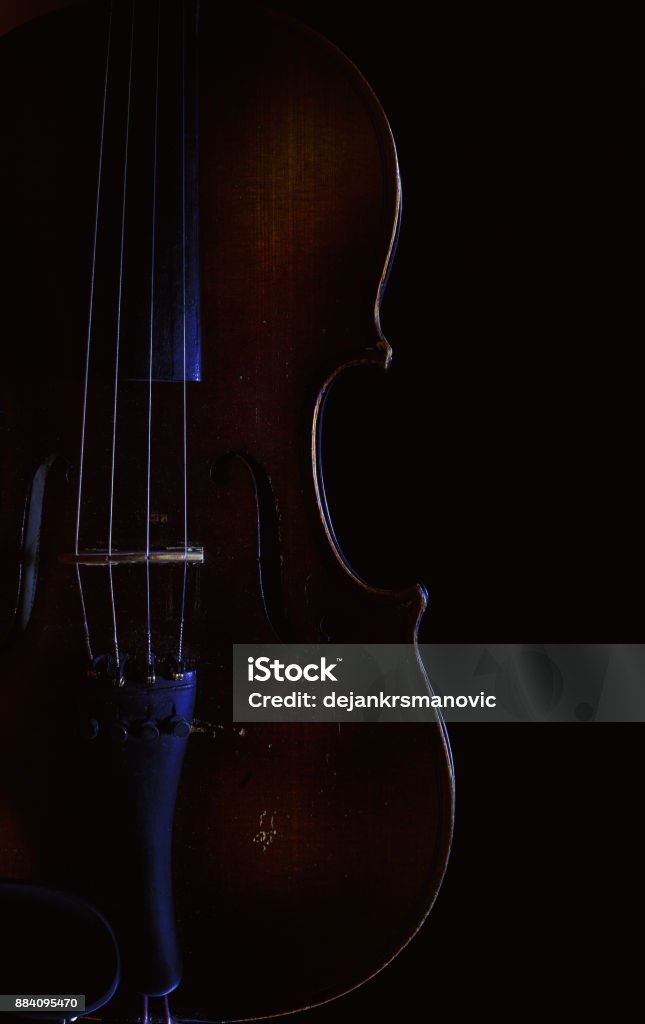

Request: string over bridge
left=60, top=546, right=204, bottom=566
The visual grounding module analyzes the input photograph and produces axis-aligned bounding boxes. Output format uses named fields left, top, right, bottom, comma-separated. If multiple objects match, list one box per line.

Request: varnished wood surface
left=0, top=3, right=453, bottom=1019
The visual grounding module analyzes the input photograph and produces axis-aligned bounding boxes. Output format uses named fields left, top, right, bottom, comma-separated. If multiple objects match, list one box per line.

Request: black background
left=270, top=3, right=642, bottom=1019
left=2, top=2, right=643, bottom=1018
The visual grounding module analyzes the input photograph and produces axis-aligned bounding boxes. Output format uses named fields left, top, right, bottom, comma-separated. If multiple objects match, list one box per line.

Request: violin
left=0, top=1, right=454, bottom=1019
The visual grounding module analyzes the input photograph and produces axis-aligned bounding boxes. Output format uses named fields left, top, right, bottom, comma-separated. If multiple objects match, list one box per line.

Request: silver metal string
left=74, top=1, right=114, bottom=662
left=146, top=0, right=162, bottom=670
left=74, top=563, right=93, bottom=662
left=108, top=0, right=136, bottom=668
left=178, top=0, right=188, bottom=663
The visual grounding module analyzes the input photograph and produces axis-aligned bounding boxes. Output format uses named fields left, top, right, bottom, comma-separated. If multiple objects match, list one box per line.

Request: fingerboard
left=89, top=0, right=201, bottom=382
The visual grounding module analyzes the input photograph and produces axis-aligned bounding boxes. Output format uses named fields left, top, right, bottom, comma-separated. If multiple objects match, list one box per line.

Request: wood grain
left=0, top=4, right=454, bottom=1019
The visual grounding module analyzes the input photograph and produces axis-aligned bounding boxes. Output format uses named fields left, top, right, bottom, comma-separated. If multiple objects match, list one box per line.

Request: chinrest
left=0, top=880, right=120, bottom=1020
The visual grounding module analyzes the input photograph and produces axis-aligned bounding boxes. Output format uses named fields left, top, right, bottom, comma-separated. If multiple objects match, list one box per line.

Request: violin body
left=0, top=3, right=454, bottom=1019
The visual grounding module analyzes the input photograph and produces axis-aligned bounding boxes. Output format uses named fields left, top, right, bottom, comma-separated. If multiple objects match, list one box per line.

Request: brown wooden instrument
left=0, top=2, right=454, bottom=1019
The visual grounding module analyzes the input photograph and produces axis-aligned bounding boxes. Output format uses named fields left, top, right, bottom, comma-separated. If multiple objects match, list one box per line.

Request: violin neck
left=89, top=0, right=201, bottom=384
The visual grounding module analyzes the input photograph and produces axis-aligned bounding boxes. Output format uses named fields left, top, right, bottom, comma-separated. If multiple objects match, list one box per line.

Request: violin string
left=74, top=1, right=114, bottom=662
left=178, top=0, right=188, bottom=664
left=108, top=0, right=136, bottom=669
left=146, top=0, right=162, bottom=671
left=74, top=564, right=93, bottom=661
